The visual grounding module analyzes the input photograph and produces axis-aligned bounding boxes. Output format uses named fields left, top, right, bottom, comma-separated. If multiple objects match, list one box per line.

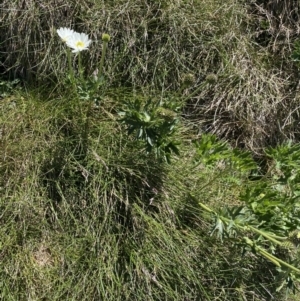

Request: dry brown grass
left=1, top=0, right=300, bottom=154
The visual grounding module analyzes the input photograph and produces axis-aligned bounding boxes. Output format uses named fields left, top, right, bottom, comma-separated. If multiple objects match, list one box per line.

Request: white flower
left=66, top=32, right=92, bottom=53
left=57, top=27, right=75, bottom=43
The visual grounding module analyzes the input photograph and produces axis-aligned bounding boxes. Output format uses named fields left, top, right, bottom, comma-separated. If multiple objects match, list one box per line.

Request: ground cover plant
left=1, top=0, right=300, bottom=300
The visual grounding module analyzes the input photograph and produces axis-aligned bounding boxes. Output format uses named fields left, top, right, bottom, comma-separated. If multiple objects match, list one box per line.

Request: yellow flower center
left=76, top=41, right=84, bottom=48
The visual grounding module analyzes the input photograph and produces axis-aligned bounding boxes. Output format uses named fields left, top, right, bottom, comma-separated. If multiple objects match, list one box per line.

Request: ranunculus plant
left=56, top=27, right=111, bottom=160
left=56, top=27, right=109, bottom=103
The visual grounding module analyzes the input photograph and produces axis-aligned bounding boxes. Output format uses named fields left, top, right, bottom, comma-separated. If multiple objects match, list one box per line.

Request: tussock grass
left=0, top=92, right=284, bottom=300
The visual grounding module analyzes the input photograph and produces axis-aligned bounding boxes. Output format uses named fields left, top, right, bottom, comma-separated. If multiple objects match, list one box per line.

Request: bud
left=182, top=73, right=196, bottom=88
left=156, top=107, right=177, bottom=122
left=205, top=73, right=218, bottom=84
left=102, top=33, right=111, bottom=42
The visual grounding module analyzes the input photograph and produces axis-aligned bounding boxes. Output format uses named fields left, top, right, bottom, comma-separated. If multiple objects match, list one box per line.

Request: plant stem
left=99, top=41, right=108, bottom=79
left=247, top=225, right=285, bottom=246
left=67, top=48, right=74, bottom=83
left=244, top=237, right=300, bottom=273
left=197, top=199, right=300, bottom=272
left=78, top=52, right=84, bottom=83
left=181, top=82, right=206, bottom=105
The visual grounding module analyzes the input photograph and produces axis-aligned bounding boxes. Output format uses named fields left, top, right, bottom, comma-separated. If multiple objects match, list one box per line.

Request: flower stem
left=78, top=52, right=84, bottom=82
left=67, top=48, right=74, bottom=83
left=244, top=237, right=300, bottom=273
left=99, top=41, right=108, bottom=79
left=93, top=37, right=109, bottom=93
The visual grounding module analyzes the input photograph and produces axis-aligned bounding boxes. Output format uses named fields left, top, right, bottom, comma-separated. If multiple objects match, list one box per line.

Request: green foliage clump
left=194, top=136, right=300, bottom=295
left=119, top=94, right=180, bottom=162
